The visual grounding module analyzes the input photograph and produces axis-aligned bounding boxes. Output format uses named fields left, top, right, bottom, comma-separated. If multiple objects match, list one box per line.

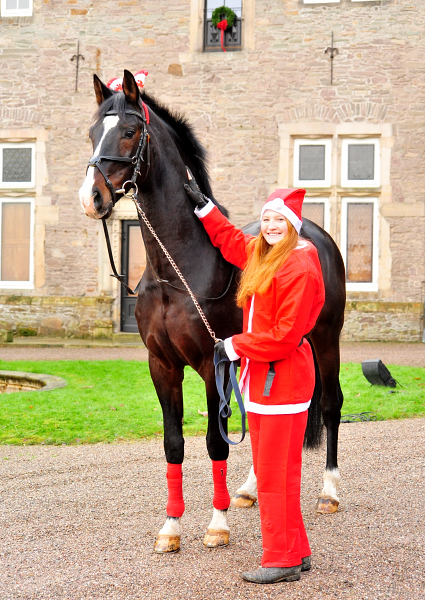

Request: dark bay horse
left=79, top=70, right=346, bottom=553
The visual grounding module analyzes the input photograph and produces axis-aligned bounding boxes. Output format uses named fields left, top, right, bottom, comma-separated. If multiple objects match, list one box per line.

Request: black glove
left=214, top=340, right=229, bottom=360
left=183, top=167, right=210, bottom=209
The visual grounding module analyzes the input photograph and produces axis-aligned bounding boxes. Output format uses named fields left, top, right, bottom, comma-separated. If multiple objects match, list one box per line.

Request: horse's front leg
left=202, top=364, right=231, bottom=548
left=149, top=355, right=185, bottom=553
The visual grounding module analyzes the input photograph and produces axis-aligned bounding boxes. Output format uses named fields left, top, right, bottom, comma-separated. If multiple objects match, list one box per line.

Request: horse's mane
left=94, top=91, right=228, bottom=217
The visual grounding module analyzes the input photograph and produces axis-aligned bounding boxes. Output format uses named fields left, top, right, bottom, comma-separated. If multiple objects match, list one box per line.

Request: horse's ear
left=93, top=74, right=112, bottom=106
left=122, top=69, right=140, bottom=106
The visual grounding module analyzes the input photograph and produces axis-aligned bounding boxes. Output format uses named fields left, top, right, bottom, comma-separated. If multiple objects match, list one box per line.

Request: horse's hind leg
left=230, top=465, right=258, bottom=508
left=149, top=355, right=185, bottom=553
left=201, top=364, right=232, bottom=548
left=311, top=327, right=344, bottom=514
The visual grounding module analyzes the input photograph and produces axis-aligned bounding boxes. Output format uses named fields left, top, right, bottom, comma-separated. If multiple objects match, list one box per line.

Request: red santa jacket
left=198, top=204, right=325, bottom=408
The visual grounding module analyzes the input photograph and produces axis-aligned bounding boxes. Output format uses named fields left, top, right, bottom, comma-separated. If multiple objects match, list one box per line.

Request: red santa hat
left=106, top=70, right=148, bottom=91
left=261, top=188, right=306, bottom=234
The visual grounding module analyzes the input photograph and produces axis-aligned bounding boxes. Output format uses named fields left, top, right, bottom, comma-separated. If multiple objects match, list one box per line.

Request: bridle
left=86, top=103, right=151, bottom=207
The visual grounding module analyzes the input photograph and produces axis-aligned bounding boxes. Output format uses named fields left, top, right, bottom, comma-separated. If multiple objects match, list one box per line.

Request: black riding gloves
left=214, top=340, right=229, bottom=361
left=184, top=167, right=210, bottom=210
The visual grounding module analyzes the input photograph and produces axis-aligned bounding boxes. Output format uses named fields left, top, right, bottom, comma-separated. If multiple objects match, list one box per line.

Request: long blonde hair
left=236, top=219, right=299, bottom=308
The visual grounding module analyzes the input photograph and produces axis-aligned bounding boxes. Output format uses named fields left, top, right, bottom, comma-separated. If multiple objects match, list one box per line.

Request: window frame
left=303, top=0, right=339, bottom=4
left=340, top=196, right=379, bottom=292
left=0, top=0, right=33, bottom=17
left=0, top=196, right=35, bottom=289
left=293, top=138, right=332, bottom=188
left=303, top=196, right=331, bottom=233
left=0, top=142, right=36, bottom=189
left=341, top=137, right=380, bottom=188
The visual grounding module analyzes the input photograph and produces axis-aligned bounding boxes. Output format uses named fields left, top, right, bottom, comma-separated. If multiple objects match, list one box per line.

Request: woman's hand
left=184, top=167, right=210, bottom=209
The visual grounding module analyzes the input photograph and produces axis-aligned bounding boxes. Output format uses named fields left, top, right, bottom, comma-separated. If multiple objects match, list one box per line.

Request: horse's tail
left=303, top=339, right=324, bottom=449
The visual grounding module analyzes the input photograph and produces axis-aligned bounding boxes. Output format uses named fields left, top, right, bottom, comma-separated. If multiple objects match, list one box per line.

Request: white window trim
left=303, top=0, right=339, bottom=4
left=293, top=138, right=332, bottom=188
left=0, top=197, right=35, bottom=289
left=1, top=0, right=33, bottom=17
left=0, top=142, right=35, bottom=188
left=341, top=197, right=379, bottom=292
left=303, top=197, right=331, bottom=233
left=341, top=138, right=380, bottom=188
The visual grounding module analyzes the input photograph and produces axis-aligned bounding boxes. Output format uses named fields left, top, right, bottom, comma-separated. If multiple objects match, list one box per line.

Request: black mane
left=94, top=91, right=228, bottom=216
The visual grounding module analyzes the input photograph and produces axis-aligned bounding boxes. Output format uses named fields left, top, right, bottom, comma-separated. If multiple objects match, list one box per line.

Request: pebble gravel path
left=1, top=419, right=424, bottom=599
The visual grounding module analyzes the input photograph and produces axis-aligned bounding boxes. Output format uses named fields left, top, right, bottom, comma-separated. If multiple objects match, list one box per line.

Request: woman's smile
left=261, top=210, right=289, bottom=245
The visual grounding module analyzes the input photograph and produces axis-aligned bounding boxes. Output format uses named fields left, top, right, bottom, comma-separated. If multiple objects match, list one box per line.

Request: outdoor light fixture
left=361, top=359, right=397, bottom=388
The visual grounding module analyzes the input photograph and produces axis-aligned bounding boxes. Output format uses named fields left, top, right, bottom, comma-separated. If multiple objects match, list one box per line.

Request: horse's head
left=79, top=70, right=149, bottom=219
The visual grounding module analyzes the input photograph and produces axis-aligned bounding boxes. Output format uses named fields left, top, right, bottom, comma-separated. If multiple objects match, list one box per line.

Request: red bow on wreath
left=216, top=19, right=228, bottom=53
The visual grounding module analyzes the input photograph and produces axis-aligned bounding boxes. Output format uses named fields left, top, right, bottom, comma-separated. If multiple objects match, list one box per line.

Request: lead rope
left=126, top=188, right=220, bottom=344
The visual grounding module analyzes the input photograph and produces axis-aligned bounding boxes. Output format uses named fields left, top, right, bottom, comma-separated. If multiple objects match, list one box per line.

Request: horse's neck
left=138, top=178, right=227, bottom=286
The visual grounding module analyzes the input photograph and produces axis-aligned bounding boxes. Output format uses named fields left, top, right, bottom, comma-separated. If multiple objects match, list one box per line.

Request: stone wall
left=1, top=0, right=424, bottom=340
left=0, top=295, right=114, bottom=340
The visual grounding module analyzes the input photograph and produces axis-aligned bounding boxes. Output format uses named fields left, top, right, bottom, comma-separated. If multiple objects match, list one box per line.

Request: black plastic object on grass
left=361, top=359, right=397, bottom=388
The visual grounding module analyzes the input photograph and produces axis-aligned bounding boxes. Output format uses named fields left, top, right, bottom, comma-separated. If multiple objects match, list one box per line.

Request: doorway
left=120, top=220, right=146, bottom=332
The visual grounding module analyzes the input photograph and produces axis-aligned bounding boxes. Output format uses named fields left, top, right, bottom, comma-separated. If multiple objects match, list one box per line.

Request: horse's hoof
left=203, top=528, right=230, bottom=548
left=315, top=496, right=339, bottom=514
left=154, top=534, right=181, bottom=553
left=230, top=493, right=257, bottom=508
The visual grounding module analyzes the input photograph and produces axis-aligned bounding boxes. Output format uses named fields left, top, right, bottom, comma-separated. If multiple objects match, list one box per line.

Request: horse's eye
left=124, top=130, right=136, bottom=139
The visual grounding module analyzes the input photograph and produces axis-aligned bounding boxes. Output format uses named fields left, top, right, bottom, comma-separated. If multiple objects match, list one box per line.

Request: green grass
left=0, top=360, right=423, bottom=445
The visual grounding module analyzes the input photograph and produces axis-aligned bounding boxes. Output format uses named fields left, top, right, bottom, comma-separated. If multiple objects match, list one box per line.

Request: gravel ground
left=1, top=419, right=424, bottom=600
left=1, top=340, right=424, bottom=366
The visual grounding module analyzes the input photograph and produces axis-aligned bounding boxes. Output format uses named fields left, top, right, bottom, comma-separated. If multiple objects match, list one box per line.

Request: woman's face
left=261, top=210, right=289, bottom=245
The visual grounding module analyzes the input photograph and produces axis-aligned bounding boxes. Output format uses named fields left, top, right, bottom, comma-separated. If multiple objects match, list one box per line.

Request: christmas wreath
left=211, top=5, right=236, bottom=29
left=211, top=5, right=237, bottom=52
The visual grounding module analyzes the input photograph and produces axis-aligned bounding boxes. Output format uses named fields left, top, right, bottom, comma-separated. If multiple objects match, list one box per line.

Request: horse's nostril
left=93, top=190, right=103, bottom=210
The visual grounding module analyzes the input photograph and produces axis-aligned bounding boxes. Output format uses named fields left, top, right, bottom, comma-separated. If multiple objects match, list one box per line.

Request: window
left=341, top=138, right=380, bottom=188
left=302, top=197, right=330, bottom=232
left=293, top=139, right=332, bottom=188
left=204, top=1, right=242, bottom=52
left=0, top=198, right=34, bottom=288
left=341, top=197, right=379, bottom=291
left=1, top=0, right=33, bottom=17
left=0, top=143, right=35, bottom=188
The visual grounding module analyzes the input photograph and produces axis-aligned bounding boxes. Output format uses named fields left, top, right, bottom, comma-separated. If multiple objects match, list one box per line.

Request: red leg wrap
left=166, top=463, right=185, bottom=517
left=212, top=460, right=230, bottom=510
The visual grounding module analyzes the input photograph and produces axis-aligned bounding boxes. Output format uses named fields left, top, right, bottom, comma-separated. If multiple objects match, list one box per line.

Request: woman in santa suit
left=184, top=172, right=325, bottom=585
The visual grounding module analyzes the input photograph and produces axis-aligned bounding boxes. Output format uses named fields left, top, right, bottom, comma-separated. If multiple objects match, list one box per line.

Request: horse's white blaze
left=237, top=465, right=258, bottom=497
left=159, top=516, right=182, bottom=536
left=79, top=115, right=120, bottom=215
left=320, top=468, right=340, bottom=501
left=207, top=508, right=229, bottom=532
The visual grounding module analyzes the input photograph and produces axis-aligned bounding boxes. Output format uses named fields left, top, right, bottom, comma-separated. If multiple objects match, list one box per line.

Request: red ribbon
left=217, top=19, right=228, bottom=52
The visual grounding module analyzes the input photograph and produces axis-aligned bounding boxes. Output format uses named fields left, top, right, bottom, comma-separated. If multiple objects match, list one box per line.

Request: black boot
left=301, top=555, right=311, bottom=571
left=241, top=565, right=301, bottom=584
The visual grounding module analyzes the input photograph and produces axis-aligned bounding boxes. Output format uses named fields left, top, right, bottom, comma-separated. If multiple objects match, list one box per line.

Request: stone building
left=0, top=0, right=424, bottom=341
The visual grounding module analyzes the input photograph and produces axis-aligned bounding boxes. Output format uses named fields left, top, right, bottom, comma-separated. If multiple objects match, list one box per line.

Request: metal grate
left=346, top=203, right=373, bottom=283
left=299, top=145, right=326, bottom=181
left=204, top=1, right=242, bottom=51
left=302, top=202, right=325, bottom=229
left=347, top=144, right=374, bottom=181
left=2, top=148, right=32, bottom=183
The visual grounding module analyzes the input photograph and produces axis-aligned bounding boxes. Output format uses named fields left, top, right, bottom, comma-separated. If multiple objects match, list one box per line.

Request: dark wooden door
left=120, top=220, right=146, bottom=332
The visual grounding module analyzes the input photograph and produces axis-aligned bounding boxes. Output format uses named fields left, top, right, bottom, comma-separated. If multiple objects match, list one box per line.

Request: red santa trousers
left=248, top=409, right=311, bottom=568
